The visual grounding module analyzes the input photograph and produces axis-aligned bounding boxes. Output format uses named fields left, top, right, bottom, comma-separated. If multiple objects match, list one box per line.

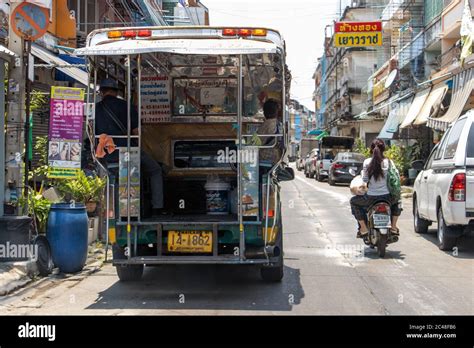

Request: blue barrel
left=47, top=203, right=88, bottom=273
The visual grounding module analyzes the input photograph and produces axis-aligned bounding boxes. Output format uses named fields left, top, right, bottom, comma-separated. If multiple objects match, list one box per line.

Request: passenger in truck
left=258, top=99, right=283, bottom=169
left=95, top=78, right=165, bottom=216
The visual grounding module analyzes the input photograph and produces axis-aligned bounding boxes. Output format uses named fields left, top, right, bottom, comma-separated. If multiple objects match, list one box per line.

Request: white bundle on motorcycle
left=350, top=175, right=368, bottom=196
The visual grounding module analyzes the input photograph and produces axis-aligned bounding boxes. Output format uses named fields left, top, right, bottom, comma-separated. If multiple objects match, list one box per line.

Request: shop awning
left=427, top=68, right=474, bottom=131
left=378, top=106, right=400, bottom=139
left=413, top=83, right=448, bottom=126
left=74, top=39, right=278, bottom=56
left=31, top=44, right=89, bottom=86
left=399, top=87, right=431, bottom=128
left=315, top=131, right=329, bottom=140
left=0, top=44, right=17, bottom=63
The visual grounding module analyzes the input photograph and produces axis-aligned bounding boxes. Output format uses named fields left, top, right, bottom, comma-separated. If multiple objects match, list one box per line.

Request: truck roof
left=75, top=26, right=284, bottom=57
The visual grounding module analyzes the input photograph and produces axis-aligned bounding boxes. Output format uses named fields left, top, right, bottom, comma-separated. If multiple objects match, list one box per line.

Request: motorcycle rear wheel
left=377, top=233, right=387, bottom=258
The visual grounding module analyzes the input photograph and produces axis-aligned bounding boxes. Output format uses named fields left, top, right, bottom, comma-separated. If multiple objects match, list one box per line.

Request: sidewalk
left=0, top=242, right=110, bottom=297
left=401, top=185, right=414, bottom=199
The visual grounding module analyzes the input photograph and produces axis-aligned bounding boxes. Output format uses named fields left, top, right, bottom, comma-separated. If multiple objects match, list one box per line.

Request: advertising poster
left=241, top=147, right=259, bottom=217
left=48, top=86, right=85, bottom=179
left=119, top=147, right=140, bottom=218
left=141, top=74, right=171, bottom=123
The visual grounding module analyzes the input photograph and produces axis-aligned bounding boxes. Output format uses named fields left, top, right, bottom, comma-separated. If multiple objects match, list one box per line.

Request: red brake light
left=223, top=28, right=237, bottom=36
left=137, top=29, right=152, bottom=37
left=238, top=28, right=252, bottom=37
left=449, top=173, right=466, bottom=201
left=375, top=204, right=389, bottom=213
left=332, top=163, right=344, bottom=169
left=123, top=30, right=137, bottom=38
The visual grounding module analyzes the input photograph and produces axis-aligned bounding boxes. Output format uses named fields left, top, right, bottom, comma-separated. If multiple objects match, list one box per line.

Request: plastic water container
left=47, top=203, right=88, bottom=273
left=205, top=181, right=231, bottom=215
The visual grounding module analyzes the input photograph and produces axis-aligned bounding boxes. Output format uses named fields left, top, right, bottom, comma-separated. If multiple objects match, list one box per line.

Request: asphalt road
left=1, top=166, right=473, bottom=315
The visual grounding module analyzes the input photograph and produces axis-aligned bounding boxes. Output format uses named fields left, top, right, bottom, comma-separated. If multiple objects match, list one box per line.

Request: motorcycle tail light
left=375, top=204, right=389, bottom=213
left=449, top=173, right=466, bottom=201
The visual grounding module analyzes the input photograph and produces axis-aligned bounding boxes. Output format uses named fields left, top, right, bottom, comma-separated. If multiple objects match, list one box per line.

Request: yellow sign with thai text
left=335, top=32, right=382, bottom=47
left=51, top=86, right=85, bottom=101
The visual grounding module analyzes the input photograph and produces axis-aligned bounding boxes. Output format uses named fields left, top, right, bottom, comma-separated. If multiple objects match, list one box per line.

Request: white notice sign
left=200, top=88, right=225, bottom=105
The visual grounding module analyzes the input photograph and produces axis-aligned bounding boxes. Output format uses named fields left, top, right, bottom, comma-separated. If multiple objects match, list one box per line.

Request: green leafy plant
left=385, top=145, right=411, bottom=176
left=354, top=138, right=371, bottom=158
left=57, top=170, right=106, bottom=204
left=29, top=135, right=50, bottom=183
left=19, top=189, right=51, bottom=234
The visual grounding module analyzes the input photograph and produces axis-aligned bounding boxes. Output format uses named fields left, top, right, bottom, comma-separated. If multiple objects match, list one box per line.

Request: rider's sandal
left=357, top=229, right=369, bottom=238
left=390, top=227, right=400, bottom=236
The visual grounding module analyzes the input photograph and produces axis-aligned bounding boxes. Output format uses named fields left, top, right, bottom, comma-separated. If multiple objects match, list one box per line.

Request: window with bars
left=424, top=0, right=443, bottom=26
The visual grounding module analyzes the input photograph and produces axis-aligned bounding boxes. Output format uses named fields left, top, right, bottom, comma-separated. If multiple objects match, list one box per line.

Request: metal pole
left=0, top=60, right=5, bottom=216
left=238, top=54, right=245, bottom=260
left=137, top=54, right=142, bottom=222
left=6, top=2, right=26, bottom=216
left=23, top=40, right=32, bottom=210
left=126, top=55, right=132, bottom=260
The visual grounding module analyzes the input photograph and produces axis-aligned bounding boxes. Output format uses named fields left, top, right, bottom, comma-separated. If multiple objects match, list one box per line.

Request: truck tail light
left=252, top=29, right=267, bottom=36
left=122, top=30, right=137, bottom=38
left=222, top=28, right=267, bottom=37
left=137, top=29, right=152, bottom=37
left=449, top=173, right=466, bottom=201
left=320, top=162, right=323, bottom=168
left=107, top=30, right=123, bottom=39
left=222, top=28, right=237, bottom=36
left=238, top=29, right=252, bottom=37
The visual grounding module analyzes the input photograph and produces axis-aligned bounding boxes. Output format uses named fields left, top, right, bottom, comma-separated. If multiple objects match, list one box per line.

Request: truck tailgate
left=467, top=168, right=474, bottom=210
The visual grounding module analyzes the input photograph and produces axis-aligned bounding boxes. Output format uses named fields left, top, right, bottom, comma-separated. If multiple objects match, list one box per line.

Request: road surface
left=1, top=166, right=473, bottom=315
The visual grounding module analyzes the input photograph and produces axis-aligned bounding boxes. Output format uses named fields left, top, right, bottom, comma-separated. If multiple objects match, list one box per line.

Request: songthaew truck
left=75, top=26, right=294, bottom=282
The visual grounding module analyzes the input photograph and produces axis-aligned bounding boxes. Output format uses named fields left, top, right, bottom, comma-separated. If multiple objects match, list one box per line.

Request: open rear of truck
left=76, top=26, right=293, bottom=282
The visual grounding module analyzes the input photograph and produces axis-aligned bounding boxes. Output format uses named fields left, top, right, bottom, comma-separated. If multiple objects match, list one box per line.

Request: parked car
left=412, top=110, right=474, bottom=250
left=315, top=150, right=334, bottom=181
left=327, top=152, right=365, bottom=186
left=315, top=136, right=354, bottom=182
left=304, top=148, right=319, bottom=178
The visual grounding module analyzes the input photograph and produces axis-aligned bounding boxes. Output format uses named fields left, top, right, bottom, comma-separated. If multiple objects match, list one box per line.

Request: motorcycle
left=363, top=200, right=399, bottom=258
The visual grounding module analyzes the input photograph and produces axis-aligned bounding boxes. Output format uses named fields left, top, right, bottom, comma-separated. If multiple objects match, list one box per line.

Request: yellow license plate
left=167, top=231, right=212, bottom=253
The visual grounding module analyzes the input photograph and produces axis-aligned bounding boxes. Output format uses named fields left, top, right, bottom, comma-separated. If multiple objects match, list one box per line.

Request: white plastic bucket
left=205, top=181, right=231, bottom=215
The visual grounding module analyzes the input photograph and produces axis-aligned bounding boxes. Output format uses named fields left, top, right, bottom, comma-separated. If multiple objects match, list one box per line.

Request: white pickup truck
left=413, top=110, right=474, bottom=250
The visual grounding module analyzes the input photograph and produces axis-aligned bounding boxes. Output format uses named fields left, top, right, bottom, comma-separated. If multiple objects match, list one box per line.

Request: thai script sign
left=141, top=74, right=171, bottom=123
left=335, top=21, right=382, bottom=47
left=335, top=21, right=382, bottom=33
left=48, top=87, right=85, bottom=179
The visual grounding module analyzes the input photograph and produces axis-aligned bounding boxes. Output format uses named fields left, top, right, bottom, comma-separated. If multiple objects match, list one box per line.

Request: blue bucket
left=47, top=203, right=88, bottom=273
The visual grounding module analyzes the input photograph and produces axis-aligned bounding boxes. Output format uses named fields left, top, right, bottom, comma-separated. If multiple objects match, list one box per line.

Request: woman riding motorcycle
left=350, top=138, right=401, bottom=238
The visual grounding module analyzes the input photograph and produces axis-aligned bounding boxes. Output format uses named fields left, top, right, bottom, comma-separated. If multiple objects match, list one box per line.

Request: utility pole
left=6, top=1, right=26, bottom=216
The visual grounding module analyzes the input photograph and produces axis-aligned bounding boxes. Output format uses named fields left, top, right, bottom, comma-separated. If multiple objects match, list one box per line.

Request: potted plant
left=57, top=171, right=106, bottom=215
